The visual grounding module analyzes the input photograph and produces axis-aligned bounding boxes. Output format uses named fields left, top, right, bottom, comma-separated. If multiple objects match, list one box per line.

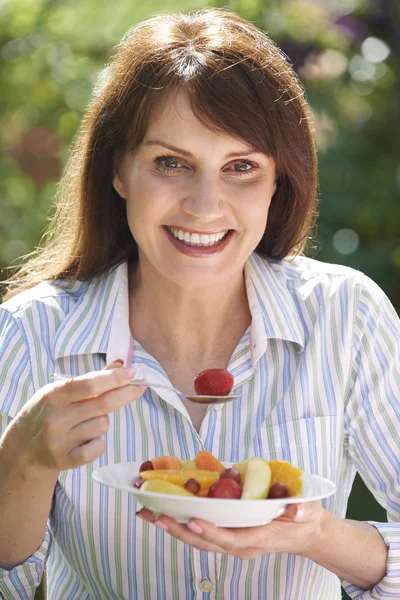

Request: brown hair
left=3, top=8, right=317, bottom=301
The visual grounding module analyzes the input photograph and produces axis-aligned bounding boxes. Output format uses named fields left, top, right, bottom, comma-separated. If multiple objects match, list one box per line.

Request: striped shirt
left=1, top=252, right=400, bottom=600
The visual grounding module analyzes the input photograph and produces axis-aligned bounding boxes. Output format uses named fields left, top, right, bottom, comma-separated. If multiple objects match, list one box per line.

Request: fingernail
left=114, top=359, right=124, bottom=365
left=187, top=521, right=203, bottom=534
left=154, top=520, right=168, bottom=531
left=124, top=367, right=136, bottom=378
left=295, top=504, right=305, bottom=521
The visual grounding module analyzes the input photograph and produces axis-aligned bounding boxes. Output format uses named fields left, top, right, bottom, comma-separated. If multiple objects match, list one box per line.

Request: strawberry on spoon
left=194, top=369, right=234, bottom=397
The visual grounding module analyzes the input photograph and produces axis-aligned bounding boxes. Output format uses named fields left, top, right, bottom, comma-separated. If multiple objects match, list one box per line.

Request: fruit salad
left=132, top=450, right=303, bottom=500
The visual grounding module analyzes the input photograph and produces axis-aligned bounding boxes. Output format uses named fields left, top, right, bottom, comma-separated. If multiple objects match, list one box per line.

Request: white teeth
left=168, top=227, right=228, bottom=246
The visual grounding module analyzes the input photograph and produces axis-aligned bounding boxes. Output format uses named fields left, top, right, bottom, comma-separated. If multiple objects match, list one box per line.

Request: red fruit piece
left=184, top=478, right=201, bottom=495
left=194, top=369, right=234, bottom=396
left=139, top=460, right=154, bottom=473
left=208, top=478, right=242, bottom=499
left=133, top=477, right=145, bottom=489
left=268, top=483, right=290, bottom=499
left=219, top=468, right=241, bottom=485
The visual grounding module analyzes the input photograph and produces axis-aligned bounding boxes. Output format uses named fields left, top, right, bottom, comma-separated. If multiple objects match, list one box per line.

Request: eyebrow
left=143, top=139, right=261, bottom=159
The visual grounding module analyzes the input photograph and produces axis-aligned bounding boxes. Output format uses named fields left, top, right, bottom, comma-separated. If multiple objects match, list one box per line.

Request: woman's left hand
left=136, top=501, right=325, bottom=559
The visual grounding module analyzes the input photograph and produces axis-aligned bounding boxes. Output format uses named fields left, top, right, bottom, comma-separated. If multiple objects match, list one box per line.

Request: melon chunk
left=151, top=456, right=181, bottom=470
left=140, top=469, right=220, bottom=490
left=141, top=480, right=194, bottom=496
left=194, top=450, right=225, bottom=472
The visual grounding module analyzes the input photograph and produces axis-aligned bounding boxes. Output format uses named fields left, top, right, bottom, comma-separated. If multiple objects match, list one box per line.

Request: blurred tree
left=0, top=1, right=398, bottom=599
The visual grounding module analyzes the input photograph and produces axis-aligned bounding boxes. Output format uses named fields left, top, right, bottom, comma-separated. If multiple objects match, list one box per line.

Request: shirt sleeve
left=342, top=274, right=400, bottom=599
left=0, top=306, right=50, bottom=599
left=0, top=525, right=51, bottom=600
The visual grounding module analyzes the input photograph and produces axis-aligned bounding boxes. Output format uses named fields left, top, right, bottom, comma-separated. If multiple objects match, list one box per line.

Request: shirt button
left=199, top=579, right=213, bottom=593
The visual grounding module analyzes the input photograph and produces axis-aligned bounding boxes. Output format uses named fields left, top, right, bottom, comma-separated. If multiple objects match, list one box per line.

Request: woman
left=0, top=8, right=399, bottom=600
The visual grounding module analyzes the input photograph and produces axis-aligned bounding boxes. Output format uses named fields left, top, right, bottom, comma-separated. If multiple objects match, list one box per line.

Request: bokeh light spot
left=333, top=228, right=360, bottom=254
left=349, top=55, right=375, bottom=81
left=361, top=37, right=390, bottom=63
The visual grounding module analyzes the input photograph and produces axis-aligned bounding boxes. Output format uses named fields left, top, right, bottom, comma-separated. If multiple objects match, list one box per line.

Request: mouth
left=163, top=226, right=234, bottom=256
left=166, top=226, right=231, bottom=246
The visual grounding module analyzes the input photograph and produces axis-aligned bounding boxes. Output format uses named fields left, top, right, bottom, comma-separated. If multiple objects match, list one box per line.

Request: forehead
left=146, top=90, right=199, bottom=130
left=142, top=89, right=255, bottom=151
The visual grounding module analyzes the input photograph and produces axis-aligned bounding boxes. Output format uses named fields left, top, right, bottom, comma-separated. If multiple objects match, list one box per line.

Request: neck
left=128, top=260, right=251, bottom=366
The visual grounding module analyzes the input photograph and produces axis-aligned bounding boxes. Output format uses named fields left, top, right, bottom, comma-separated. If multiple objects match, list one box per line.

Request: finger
left=279, top=502, right=316, bottom=523
left=48, top=366, right=138, bottom=406
left=184, top=519, right=259, bottom=552
left=68, top=414, right=110, bottom=446
left=136, top=508, right=158, bottom=522
left=140, top=514, right=226, bottom=554
left=67, top=437, right=106, bottom=468
left=69, top=382, right=146, bottom=424
left=103, top=359, right=124, bottom=370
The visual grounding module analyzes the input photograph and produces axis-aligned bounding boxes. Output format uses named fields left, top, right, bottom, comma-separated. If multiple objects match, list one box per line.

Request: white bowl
left=92, top=462, right=336, bottom=528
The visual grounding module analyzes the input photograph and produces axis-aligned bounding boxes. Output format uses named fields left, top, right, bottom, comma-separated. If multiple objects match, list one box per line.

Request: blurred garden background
left=0, top=0, right=398, bottom=598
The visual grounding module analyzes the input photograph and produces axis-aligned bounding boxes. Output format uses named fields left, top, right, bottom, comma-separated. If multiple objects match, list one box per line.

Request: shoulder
left=1, top=278, right=89, bottom=324
left=249, top=252, right=393, bottom=319
left=251, top=252, right=365, bottom=295
left=270, top=253, right=362, bottom=284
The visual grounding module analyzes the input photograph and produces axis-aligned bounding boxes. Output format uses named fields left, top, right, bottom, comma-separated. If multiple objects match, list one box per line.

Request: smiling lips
left=167, top=226, right=229, bottom=246
left=164, top=226, right=233, bottom=256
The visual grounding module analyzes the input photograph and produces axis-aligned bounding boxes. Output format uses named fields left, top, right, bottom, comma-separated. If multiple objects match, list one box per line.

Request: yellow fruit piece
left=232, top=459, right=249, bottom=478
left=268, top=460, right=303, bottom=496
left=141, top=480, right=194, bottom=496
left=140, top=469, right=220, bottom=490
left=180, top=459, right=196, bottom=470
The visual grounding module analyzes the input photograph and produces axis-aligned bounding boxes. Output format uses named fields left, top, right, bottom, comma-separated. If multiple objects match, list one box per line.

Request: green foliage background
left=0, top=0, right=398, bottom=598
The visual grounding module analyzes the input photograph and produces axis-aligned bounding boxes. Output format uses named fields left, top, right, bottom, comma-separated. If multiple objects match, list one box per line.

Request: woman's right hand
left=4, top=361, right=145, bottom=473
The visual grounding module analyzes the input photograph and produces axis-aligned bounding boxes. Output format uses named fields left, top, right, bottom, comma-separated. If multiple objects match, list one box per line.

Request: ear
left=112, top=154, right=126, bottom=198
left=112, top=171, right=126, bottom=199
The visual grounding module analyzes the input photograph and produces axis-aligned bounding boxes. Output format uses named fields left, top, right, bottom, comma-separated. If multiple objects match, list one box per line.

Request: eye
left=155, top=156, right=184, bottom=172
left=227, top=160, right=258, bottom=176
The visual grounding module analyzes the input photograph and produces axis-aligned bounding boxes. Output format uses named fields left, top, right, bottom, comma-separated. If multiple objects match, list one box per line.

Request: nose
left=182, top=175, right=225, bottom=222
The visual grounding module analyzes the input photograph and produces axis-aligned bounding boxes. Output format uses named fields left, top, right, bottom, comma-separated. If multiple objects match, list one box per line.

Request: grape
left=267, top=483, right=290, bottom=499
left=139, top=460, right=154, bottom=473
left=133, top=477, right=145, bottom=489
left=219, top=468, right=241, bottom=485
left=208, top=479, right=242, bottom=499
left=184, top=478, right=201, bottom=495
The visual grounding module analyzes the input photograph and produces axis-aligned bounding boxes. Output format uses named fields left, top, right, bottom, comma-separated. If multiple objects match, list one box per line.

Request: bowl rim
left=92, top=461, right=336, bottom=505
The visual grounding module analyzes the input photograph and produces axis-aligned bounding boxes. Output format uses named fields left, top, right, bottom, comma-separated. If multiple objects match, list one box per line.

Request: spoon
left=51, top=374, right=243, bottom=405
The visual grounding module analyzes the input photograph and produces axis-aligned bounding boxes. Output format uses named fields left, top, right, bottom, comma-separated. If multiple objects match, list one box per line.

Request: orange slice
left=268, top=460, right=303, bottom=496
left=140, top=469, right=220, bottom=490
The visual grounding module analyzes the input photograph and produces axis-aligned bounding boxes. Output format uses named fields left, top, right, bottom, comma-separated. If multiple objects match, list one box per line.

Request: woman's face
left=113, top=91, right=277, bottom=289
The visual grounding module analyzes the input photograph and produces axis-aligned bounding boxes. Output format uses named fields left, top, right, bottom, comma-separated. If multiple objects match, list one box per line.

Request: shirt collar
left=245, top=253, right=305, bottom=365
left=53, top=254, right=305, bottom=365
left=52, top=261, right=131, bottom=364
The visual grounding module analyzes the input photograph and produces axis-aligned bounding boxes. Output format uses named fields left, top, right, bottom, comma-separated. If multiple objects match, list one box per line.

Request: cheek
left=241, top=195, right=272, bottom=227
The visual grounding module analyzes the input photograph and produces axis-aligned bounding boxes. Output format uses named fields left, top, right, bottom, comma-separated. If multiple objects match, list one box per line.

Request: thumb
left=103, top=359, right=125, bottom=371
left=282, top=503, right=306, bottom=522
